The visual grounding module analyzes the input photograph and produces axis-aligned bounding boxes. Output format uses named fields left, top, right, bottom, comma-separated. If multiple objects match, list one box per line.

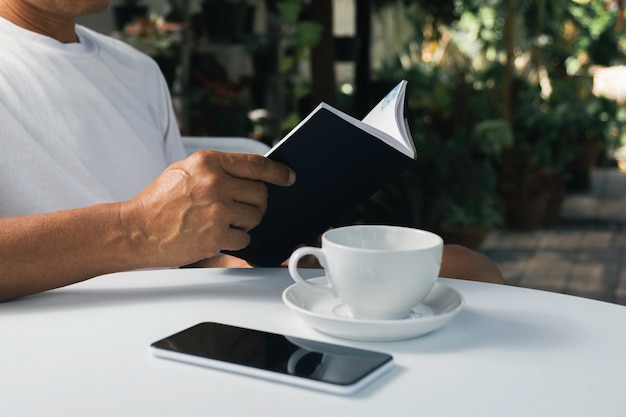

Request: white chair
left=181, top=136, right=271, bottom=156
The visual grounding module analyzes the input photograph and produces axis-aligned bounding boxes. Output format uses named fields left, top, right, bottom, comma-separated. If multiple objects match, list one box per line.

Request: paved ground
left=479, top=167, right=626, bottom=306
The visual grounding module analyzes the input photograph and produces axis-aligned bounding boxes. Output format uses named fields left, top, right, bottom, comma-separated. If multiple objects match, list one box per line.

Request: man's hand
left=120, top=151, right=295, bottom=267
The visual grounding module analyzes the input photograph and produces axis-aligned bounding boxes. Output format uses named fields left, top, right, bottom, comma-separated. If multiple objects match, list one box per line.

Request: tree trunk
left=354, top=0, right=372, bottom=118
left=502, top=0, right=515, bottom=125
left=310, top=0, right=337, bottom=108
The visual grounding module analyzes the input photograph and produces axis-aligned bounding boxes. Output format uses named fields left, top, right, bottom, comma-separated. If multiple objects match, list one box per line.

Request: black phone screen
left=151, top=322, right=393, bottom=388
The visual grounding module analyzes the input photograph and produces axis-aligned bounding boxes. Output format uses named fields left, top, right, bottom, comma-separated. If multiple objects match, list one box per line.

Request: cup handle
left=286, top=348, right=324, bottom=377
left=288, top=247, right=335, bottom=296
left=286, top=348, right=309, bottom=375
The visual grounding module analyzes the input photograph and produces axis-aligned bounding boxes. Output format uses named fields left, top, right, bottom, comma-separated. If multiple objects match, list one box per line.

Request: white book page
left=267, top=80, right=415, bottom=159
left=361, top=80, right=415, bottom=158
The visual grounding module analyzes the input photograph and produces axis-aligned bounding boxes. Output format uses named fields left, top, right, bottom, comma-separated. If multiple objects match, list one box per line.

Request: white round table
left=1, top=268, right=624, bottom=417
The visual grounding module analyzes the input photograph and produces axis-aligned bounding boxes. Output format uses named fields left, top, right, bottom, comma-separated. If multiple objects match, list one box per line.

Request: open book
left=224, top=80, right=416, bottom=266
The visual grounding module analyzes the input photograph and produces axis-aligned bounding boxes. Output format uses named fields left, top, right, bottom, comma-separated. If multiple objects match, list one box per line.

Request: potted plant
left=545, top=77, right=595, bottom=191
left=430, top=120, right=509, bottom=248
left=351, top=124, right=505, bottom=249
left=496, top=76, right=576, bottom=230
left=437, top=197, right=503, bottom=249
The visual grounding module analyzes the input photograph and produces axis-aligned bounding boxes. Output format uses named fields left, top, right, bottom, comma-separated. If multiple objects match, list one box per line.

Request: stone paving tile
left=481, top=230, right=541, bottom=250
left=480, top=168, right=626, bottom=306
left=614, top=233, right=626, bottom=248
left=539, top=229, right=583, bottom=250
left=518, top=251, right=572, bottom=292
left=616, top=257, right=626, bottom=305
left=579, top=230, right=613, bottom=248
left=479, top=247, right=531, bottom=286
left=560, top=195, right=599, bottom=219
left=567, top=249, right=619, bottom=301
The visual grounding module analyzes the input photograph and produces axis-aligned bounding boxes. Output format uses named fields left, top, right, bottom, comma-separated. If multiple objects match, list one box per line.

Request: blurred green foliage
left=355, top=0, right=625, bottom=233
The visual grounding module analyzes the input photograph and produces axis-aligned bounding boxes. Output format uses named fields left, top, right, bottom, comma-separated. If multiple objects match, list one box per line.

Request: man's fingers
left=219, top=227, right=252, bottom=251
left=220, top=153, right=296, bottom=186
left=230, top=178, right=269, bottom=214
left=227, top=201, right=264, bottom=232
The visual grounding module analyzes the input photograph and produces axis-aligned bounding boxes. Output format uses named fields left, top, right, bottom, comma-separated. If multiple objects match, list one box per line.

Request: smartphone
left=151, top=322, right=394, bottom=395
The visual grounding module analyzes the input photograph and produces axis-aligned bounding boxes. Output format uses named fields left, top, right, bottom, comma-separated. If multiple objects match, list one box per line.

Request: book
left=224, top=80, right=416, bottom=266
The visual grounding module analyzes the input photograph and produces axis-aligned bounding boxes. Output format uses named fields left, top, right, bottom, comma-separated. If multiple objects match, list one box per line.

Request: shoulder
left=75, top=25, right=157, bottom=67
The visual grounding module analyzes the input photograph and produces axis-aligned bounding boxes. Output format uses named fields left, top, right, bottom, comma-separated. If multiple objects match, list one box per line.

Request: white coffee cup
left=288, top=225, right=443, bottom=320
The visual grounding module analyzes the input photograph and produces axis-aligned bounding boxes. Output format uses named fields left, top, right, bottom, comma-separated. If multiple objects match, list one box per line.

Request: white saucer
left=282, top=277, right=464, bottom=342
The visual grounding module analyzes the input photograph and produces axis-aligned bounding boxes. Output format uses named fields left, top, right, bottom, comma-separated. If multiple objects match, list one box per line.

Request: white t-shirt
left=0, top=17, right=187, bottom=217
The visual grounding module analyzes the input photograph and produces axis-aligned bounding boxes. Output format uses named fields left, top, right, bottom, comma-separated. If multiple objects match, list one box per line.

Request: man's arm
left=0, top=203, right=145, bottom=301
left=441, top=244, right=504, bottom=284
left=0, top=152, right=295, bottom=302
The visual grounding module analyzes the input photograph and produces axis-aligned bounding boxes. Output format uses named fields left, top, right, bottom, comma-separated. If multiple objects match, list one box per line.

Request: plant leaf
left=296, top=21, right=324, bottom=48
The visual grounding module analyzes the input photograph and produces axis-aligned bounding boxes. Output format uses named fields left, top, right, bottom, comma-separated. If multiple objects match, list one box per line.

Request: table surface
left=2, top=267, right=625, bottom=417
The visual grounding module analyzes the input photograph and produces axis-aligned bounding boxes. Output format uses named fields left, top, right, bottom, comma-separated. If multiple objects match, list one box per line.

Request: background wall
left=77, top=8, right=114, bottom=34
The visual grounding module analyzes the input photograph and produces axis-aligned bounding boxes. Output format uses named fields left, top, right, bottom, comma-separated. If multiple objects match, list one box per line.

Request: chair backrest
left=181, top=136, right=271, bottom=156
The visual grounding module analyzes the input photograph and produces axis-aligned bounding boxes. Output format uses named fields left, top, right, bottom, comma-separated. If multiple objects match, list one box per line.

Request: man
left=0, top=0, right=502, bottom=302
